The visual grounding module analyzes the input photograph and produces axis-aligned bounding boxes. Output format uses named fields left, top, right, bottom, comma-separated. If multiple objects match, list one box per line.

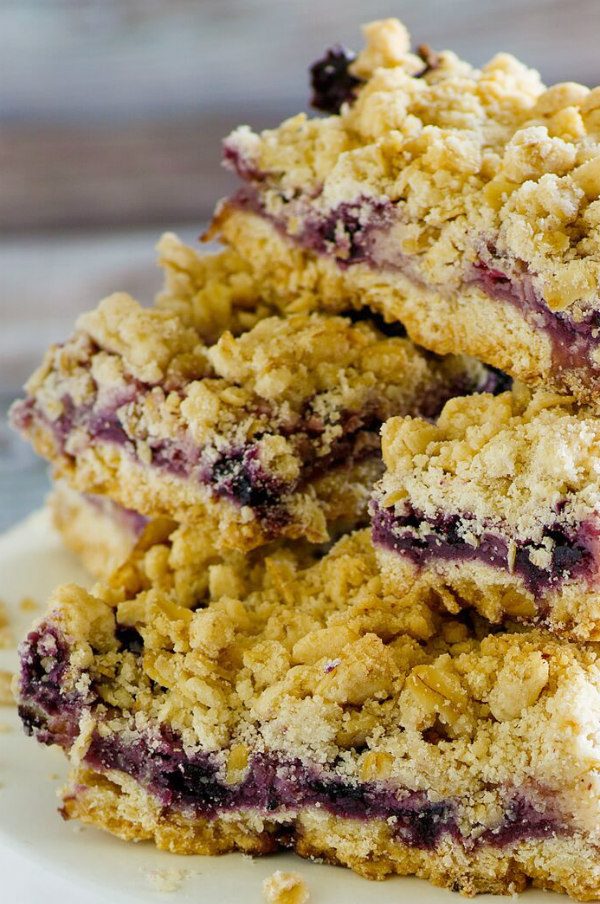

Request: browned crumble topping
left=375, top=386, right=600, bottom=638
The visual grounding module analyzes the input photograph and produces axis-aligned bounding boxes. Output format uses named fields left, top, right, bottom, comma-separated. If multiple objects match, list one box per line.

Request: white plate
left=0, top=510, right=566, bottom=903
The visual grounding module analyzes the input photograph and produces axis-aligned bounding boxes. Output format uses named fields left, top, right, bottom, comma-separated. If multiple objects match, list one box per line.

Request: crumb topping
left=225, top=18, right=600, bottom=314
left=156, top=233, right=272, bottom=342
left=26, top=526, right=600, bottom=820
left=14, top=238, right=486, bottom=547
left=376, top=387, right=600, bottom=541
left=77, top=293, right=206, bottom=385
left=23, top=302, right=458, bottom=478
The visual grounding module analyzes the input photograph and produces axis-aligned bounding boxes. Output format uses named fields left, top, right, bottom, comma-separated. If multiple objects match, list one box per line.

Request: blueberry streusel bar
left=214, top=17, right=600, bottom=402
left=11, top=263, right=488, bottom=550
left=373, top=386, right=600, bottom=641
left=17, top=526, right=600, bottom=899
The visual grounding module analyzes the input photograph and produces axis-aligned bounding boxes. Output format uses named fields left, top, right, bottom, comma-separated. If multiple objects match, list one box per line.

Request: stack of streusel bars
left=12, top=19, right=600, bottom=900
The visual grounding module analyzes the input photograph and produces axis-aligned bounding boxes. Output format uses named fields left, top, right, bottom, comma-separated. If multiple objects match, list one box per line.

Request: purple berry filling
left=12, top=321, right=490, bottom=533
left=18, top=620, right=146, bottom=745
left=10, top=386, right=384, bottom=533
left=84, top=729, right=457, bottom=847
left=308, top=42, right=440, bottom=115
left=226, top=186, right=600, bottom=387
left=209, top=446, right=287, bottom=509
left=80, top=736, right=563, bottom=849
left=18, top=622, right=82, bottom=746
left=469, top=257, right=600, bottom=377
left=303, top=199, right=396, bottom=265
left=230, top=186, right=396, bottom=270
left=479, top=795, right=561, bottom=847
left=19, top=623, right=563, bottom=852
left=371, top=502, right=598, bottom=598
left=222, top=141, right=267, bottom=184
left=309, top=45, right=362, bottom=115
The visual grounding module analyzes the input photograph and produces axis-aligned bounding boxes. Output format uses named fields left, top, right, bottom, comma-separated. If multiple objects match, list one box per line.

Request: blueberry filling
left=18, top=623, right=82, bottom=746
left=309, top=42, right=440, bottom=112
left=479, top=796, right=559, bottom=846
left=209, top=446, right=286, bottom=509
left=227, top=185, right=600, bottom=385
left=19, top=626, right=564, bottom=849
left=230, top=186, right=396, bottom=269
left=222, top=141, right=266, bottom=184
left=371, top=503, right=596, bottom=597
left=309, top=45, right=362, bottom=114
left=85, top=732, right=459, bottom=846
left=10, top=387, right=385, bottom=530
left=470, top=258, right=600, bottom=377
left=82, top=739, right=563, bottom=849
left=308, top=199, right=396, bottom=264
left=86, top=410, right=130, bottom=446
left=14, top=330, right=483, bottom=531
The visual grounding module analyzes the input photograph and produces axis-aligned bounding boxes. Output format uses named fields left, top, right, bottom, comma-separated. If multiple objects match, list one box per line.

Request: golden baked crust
left=373, top=386, right=600, bottom=640
left=214, top=19, right=600, bottom=401
left=17, top=526, right=600, bottom=900
left=48, top=483, right=173, bottom=580
left=62, top=774, right=600, bottom=900
left=215, top=205, right=554, bottom=390
left=12, top=248, right=486, bottom=550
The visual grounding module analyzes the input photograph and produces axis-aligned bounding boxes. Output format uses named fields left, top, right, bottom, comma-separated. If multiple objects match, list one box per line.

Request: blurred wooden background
left=3, top=0, right=600, bottom=234
left=2, top=0, right=600, bottom=529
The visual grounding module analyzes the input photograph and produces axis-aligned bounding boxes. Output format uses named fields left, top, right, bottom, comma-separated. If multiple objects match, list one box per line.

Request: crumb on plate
left=262, top=870, right=309, bottom=904
left=143, top=867, right=190, bottom=893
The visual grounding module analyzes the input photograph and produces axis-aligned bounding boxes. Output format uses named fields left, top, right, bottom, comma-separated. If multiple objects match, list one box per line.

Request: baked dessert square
left=11, top=242, right=490, bottom=550
left=373, top=386, right=600, bottom=640
left=214, top=17, right=600, bottom=403
left=17, top=525, right=600, bottom=900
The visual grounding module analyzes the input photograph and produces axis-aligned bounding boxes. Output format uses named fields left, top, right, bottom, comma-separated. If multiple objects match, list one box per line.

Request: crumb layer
left=16, top=526, right=600, bottom=900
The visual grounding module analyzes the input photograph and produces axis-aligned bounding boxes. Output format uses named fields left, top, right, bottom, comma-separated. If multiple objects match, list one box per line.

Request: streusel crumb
left=17, top=523, right=600, bottom=900
left=13, top=258, right=489, bottom=550
left=262, top=871, right=309, bottom=904
left=216, top=17, right=600, bottom=400
left=374, top=385, right=600, bottom=638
